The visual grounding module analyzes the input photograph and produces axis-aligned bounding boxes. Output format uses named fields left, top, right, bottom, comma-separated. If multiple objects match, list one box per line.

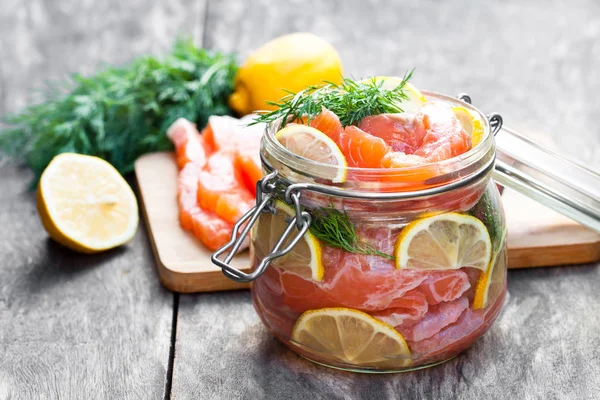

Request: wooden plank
left=0, top=0, right=206, bottom=398
left=0, top=161, right=174, bottom=399
left=172, top=0, right=600, bottom=398
left=135, top=152, right=250, bottom=293
left=505, top=189, right=600, bottom=268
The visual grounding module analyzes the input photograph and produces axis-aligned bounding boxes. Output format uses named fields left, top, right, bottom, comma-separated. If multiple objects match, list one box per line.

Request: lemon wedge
left=394, top=212, right=491, bottom=271
left=252, top=200, right=324, bottom=281
left=291, top=307, right=411, bottom=368
left=453, top=106, right=485, bottom=148
left=276, top=124, right=347, bottom=183
left=37, top=153, right=138, bottom=253
left=366, top=76, right=427, bottom=113
left=473, top=232, right=507, bottom=309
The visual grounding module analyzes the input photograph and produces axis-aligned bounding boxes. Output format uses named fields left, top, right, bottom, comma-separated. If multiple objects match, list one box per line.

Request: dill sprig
left=309, top=206, right=395, bottom=260
left=253, top=70, right=414, bottom=128
left=467, top=190, right=504, bottom=251
left=0, top=38, right=237, bottom=182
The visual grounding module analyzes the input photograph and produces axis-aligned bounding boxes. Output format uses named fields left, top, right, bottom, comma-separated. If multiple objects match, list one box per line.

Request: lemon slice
left=366, top=76, right=427, bottom=113
left=291, top=307, right=411, bottom=368
left=453, top=106, right=485, bottom=148
left=276, top=125, right=347, bottom=183
left=252, top=200, right=324, bottom=281
left=473, top=232, right=507, bottom=309
left=394, top=212, right=491, bottom=271
left=37, top=153, right=138, bottom=253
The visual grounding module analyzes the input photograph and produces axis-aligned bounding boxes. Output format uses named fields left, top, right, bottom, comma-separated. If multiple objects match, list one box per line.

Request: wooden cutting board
left=135, top=152, right=600, bottom=293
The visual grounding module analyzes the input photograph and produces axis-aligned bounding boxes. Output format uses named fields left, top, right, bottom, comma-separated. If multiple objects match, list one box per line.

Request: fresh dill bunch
left=0, top=38, right=237, bottom=182
left=309, top=206, right=395, bottom=260
left=253, top=70, right=414, bottom=128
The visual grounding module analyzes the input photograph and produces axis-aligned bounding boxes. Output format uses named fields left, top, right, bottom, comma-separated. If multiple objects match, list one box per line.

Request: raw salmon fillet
left=234, top=116, right=264, bottom=195
left=271, top=245, right=433, bottom=313
left=167, top=118, right=212, bottom=169
left=176, top=162, right=234, bottom=251
left=413, top=103, right=471, bottom=161
left=205, top=116, right=239, bottom=151
left=236, top=153, right=262, bottom=196
left=380, top=103, right=471, bottom=166
left=205, top=115, right=265, bottom=194
left=310, top=108, right=391, bottom=168
left=397, top=296, right=470, bottom=342
left=197, top=151, right=254, bottom=224
left=168, top=116, right=263, bottom=250
left=359, top=113, right=426, bottom=154
left=408, top=307, right=484, bottom=358
left=370, top=289, right=429, bottom=326
left=418, top=270, right=471, bottom=305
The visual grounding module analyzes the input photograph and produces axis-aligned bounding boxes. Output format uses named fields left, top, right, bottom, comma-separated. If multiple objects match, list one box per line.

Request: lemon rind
left=473, top=229, right=507, bottom=309
left=276, top=125, right=348, bottom=184
left=394, top=212, right=492, bottom=271
left=39, top=153, right=138, bottom=252
left=291, top=307, right=412, bottom=366
left=274, top=201, right=325, bottom=282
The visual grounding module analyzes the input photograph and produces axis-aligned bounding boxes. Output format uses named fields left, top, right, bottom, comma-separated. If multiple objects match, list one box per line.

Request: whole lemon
left=229, top=32, right=343, bottom=115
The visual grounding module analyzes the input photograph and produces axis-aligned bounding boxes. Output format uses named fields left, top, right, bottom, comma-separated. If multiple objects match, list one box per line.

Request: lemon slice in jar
left=252, top=200, right=324, bottom=282
left=364, top=76, right=427, bottom=113
left=453, top=106, right=485, bottom=148
left=276, top=125, right=347, bottom=183
left=394, top=213, right=491, bottom=271
left=37, top=153, right=138, bottom=253
left=473, top=232, right=507, bottom=309
left=291, top=308, right=412, bottom=368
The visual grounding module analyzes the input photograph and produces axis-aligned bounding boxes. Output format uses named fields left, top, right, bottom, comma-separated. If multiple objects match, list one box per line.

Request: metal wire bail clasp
left=457, top=93, right=503, bottom=135
left=211, top=171, right=312, bottom=283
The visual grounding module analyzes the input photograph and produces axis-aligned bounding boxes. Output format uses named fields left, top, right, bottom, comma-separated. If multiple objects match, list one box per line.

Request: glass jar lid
left=456, top=94, right=600, bottom=233
left=493, top=126, right=600, bottom=232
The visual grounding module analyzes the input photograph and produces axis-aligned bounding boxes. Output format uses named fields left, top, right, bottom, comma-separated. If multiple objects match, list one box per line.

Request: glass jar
left=212, top=91, right=600, bottom=373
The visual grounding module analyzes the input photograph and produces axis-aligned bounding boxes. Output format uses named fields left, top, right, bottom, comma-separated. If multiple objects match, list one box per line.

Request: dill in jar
left=309, top=206, right=395, bottom=260
left=252, top=70, right=414, bottom=128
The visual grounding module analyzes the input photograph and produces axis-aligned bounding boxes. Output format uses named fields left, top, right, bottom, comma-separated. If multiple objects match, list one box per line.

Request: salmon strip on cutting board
left=168, top=118, right=238, bottom=251
left=197, top=150, right=254, bottom=224
left=177, top=163, right=235, bottom=251
left=167, top=118, right=213, bottom=169
left=205, top=115, right=265, bottom=195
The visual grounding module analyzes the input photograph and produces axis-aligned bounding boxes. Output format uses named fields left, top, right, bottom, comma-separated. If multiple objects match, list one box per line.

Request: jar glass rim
left=261, top=90, right=495, bottom=192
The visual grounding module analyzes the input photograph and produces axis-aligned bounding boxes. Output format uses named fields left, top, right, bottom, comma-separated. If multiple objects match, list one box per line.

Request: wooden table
left=1, top=0, right=599, bottom=398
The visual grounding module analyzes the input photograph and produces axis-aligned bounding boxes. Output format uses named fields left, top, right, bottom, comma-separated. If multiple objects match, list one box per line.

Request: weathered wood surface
left=172, top=0, right=600, bottom=399
left=2, top=0, right=600, bottom=399
left=0, top=0, right=205, bottom=398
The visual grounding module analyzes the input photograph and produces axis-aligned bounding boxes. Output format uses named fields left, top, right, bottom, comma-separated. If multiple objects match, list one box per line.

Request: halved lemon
left=473, top=232, right=507, bottom=309
left=37, top=153, right=138, bottom=253
left=453, top=106, right=485, bottom=148
left=276, top=125, right=347, bottom=183
left=365, top=76, right=427, bottom=113
left=394, top=212, right=492, bottom=271
left=291, top=307, right=411, bottom=368
left=252, top=200, right=324, bottom=281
